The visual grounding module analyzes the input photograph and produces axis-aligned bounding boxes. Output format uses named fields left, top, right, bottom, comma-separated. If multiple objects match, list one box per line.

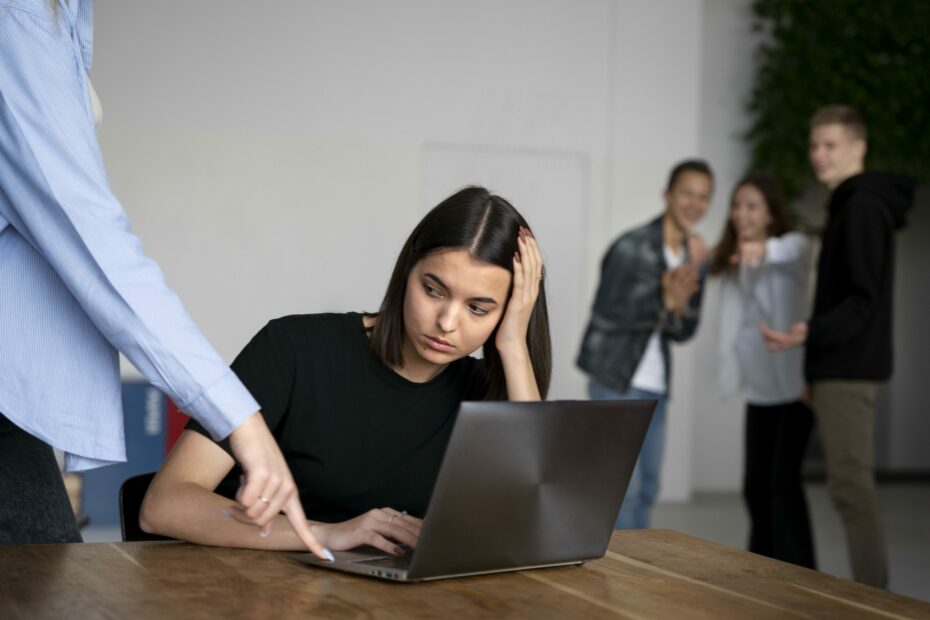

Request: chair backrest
left=119, top=472, right=173, bottom=542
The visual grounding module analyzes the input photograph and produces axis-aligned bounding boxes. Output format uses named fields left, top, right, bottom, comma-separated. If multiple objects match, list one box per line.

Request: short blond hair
left=810, top=105, right=867, bottom=141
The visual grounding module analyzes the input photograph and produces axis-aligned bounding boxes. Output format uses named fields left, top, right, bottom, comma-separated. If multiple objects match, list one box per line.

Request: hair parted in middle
left=369, top=186, right=551, bottom=400
left=708, top=173, right=791, bottom=276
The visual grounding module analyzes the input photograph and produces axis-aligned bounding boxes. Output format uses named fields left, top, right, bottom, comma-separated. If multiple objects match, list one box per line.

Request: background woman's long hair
left=709, top=173, right=791, bottom=276
left=370, top=186, right=551, bottom=399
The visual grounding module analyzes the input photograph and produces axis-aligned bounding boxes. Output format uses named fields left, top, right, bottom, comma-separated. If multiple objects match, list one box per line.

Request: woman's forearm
left=498, top=343, right=541, bottom=401
left=140, top=479, right=320, bottom=551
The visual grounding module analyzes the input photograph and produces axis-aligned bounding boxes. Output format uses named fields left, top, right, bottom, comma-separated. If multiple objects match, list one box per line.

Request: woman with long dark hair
left=140, top=186, right=551, bottom=555
left=710, top=174, right=816, bottom=569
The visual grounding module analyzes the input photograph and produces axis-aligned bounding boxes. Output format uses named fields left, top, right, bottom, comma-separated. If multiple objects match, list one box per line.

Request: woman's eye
left=469, top=304, right=489, bottom=316
left=424, top=284, right=442, bottom=298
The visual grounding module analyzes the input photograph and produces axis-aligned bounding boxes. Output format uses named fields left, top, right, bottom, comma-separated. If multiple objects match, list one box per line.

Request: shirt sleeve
left=186, top=321, right=297, bottom=453
left=764, top=232, right=810, bottom=266
left=0, top=8, right=257, bottom=440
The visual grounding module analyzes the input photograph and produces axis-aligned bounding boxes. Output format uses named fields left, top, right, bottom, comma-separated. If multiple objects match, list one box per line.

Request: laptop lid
left=293, top=399, right=654, bottom=581
left=404, top=399, right=653, bottom=579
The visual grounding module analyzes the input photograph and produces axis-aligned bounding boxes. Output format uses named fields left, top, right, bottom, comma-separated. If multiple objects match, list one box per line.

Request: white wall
left=689, top=0, right=759, bottom=491
left=91, top=0, right=765, bottom=500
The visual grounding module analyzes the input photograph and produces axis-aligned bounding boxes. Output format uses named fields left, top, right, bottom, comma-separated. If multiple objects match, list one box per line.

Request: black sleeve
left=807, top=198, right=891, bottom=349
left=185, top=320, right=297, bottom=454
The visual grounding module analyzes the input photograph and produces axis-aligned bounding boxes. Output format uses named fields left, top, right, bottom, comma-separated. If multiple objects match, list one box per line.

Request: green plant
left=747, top=0, right=930, bottom=199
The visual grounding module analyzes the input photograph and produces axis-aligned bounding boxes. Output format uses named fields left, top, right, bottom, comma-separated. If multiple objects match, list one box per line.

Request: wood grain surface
left=1, top=530, right=926, bottom=619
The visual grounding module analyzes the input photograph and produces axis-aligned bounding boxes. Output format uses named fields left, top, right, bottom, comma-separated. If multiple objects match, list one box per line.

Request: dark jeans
left=743, top=400, right=815, bottom=569
left=0, top=413, right=82, bottom=544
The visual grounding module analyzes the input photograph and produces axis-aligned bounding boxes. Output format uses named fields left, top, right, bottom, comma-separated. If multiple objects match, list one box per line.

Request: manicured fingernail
left=259, top=529, right=270, bottom=538
left=324, top=548, right=335, bottom=562
left=394, top=546, right=404, bottom=555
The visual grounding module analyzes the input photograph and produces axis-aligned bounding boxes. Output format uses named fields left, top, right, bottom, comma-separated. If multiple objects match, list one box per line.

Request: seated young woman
left=139, top=186, right=551, bottom=555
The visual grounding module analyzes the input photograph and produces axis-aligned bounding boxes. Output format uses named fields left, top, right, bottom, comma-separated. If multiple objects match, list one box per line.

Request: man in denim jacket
left=577, top=160, right=713, bottom=529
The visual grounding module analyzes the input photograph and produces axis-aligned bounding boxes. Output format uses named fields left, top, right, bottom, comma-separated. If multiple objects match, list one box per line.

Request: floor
left=652, top=482, right=930, bottom=602
left=82, top=482, right=930, bottom=603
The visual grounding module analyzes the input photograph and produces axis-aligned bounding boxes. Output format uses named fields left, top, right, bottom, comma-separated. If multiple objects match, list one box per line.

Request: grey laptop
left=292, top=399, right=654, bottom=582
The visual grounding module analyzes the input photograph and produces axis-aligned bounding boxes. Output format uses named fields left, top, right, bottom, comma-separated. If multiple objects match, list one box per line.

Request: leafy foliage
left=748, top=0, right=930, bottom=198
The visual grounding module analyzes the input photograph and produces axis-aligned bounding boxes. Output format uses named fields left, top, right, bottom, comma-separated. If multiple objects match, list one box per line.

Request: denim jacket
left=576, top=216, right=704, bottom=394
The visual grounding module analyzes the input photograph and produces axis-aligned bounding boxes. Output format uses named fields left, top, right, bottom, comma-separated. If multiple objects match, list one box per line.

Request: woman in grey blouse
left=709, top=174, right=815, bottom=569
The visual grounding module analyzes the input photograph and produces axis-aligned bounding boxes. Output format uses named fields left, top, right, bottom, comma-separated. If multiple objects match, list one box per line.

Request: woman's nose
left=437, top=304, right=458, bottom=333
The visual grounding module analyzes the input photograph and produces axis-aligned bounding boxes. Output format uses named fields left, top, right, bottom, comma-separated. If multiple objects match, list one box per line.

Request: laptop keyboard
left=354, top=555, right=412, bottom=570
left=353, top=545, right=413, bottom=570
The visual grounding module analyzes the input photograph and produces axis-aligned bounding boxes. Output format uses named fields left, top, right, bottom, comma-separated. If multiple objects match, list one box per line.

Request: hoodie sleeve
left=807, top=196, right=892, bottom=349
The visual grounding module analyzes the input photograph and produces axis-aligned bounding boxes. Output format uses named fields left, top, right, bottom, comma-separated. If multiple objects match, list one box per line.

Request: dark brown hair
left=709, top=174, right=791, bottom=276
left=810, top=104, right=868, bottom=141
left=369, top=186, right=551, bottom=399
left=666, top=159, right=714, bottom=191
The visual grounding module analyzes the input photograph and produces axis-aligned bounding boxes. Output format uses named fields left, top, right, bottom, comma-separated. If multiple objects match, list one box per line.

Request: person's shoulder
left=606, top=217, right=659, bottom=257
left=840, top=194, right=896, bottom=232
left=621, top=217, right=660, bottom=241
left=265, top=312, right=362, bottom=339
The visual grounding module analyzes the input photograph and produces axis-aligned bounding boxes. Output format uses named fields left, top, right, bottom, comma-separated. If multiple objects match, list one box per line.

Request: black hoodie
left=805, top=172, right=915, bottom=381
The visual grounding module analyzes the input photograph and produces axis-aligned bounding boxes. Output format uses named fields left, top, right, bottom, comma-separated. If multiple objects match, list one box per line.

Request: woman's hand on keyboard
left=314, top=508, right=422, bottom=555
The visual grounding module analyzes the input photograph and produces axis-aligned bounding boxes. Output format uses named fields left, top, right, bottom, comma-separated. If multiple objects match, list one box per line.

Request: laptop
left=292, top=399, right=654, bottom=582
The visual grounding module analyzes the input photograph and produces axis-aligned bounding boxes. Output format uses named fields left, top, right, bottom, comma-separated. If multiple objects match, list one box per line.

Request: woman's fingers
left=516, top=227, right=543, bottom=304
left=363, top=531, right=408, bottom=556
left=249, top=476, right=285, bottom=526
left=227, top=412, right=329, bottom=558
left=375, top=509, right=421, bottom=547
left=282, top=495, right=331, bottom=559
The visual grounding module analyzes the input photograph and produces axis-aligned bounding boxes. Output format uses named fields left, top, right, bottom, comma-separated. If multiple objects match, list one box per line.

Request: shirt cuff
left=182, top=370, right=260, bottom=441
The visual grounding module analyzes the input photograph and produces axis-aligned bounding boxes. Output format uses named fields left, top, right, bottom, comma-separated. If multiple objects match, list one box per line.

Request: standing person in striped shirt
left=0, top=0, right=330, bottom=558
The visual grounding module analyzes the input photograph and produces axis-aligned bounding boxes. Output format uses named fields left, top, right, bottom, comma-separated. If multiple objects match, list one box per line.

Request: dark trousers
left=0, top=413, right=82, bottom=544
left=812, top=381, right=887, bottom=588
left=743, top=401, right=815, bottom=569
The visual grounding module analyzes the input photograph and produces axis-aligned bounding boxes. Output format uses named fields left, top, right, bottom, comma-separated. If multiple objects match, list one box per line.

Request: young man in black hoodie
left=761, top=105, right=915, bottom=588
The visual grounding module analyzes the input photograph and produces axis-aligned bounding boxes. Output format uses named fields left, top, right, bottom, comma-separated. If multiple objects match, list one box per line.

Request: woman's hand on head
left=496, top=227, right=543, bottom=354
left=308, top=508, right=423, bottom=555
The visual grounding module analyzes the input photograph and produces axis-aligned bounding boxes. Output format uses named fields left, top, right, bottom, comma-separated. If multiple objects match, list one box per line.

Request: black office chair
left=119, top=472, right=174, bottom=542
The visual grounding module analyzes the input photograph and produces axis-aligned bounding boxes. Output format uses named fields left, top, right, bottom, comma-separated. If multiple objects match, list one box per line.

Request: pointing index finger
left=283, top=494, right=332, bottom=561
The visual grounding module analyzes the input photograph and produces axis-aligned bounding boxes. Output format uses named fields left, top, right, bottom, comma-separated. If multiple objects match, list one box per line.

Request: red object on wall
left=165, top=398, right=190, bottom=454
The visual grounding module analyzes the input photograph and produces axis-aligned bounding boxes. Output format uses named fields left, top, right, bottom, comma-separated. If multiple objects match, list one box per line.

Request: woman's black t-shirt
left=186, top=313, right=487, bottom=523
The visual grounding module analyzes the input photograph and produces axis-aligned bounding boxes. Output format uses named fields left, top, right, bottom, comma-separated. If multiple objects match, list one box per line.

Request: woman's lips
left=424, top=335, right=455, bottom=352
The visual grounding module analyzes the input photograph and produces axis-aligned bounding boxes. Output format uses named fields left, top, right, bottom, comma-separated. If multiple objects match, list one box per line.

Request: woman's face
left=730, top=184, right=773, bottom=242
left=401, top=248, right=511, bottom=381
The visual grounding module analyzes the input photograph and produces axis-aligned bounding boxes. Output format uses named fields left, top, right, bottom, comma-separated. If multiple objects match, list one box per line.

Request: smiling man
left=577, top=159, right=713, bottom=530
left=760, top=105, right=915, bottom=588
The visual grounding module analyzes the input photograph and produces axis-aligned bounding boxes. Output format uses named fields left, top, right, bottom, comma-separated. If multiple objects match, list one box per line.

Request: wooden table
left=1, top=530, right=927, bottom=619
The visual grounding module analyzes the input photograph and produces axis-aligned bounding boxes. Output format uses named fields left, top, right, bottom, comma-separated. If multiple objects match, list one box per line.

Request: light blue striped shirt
left=0, top=0, right=259, bottom=471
